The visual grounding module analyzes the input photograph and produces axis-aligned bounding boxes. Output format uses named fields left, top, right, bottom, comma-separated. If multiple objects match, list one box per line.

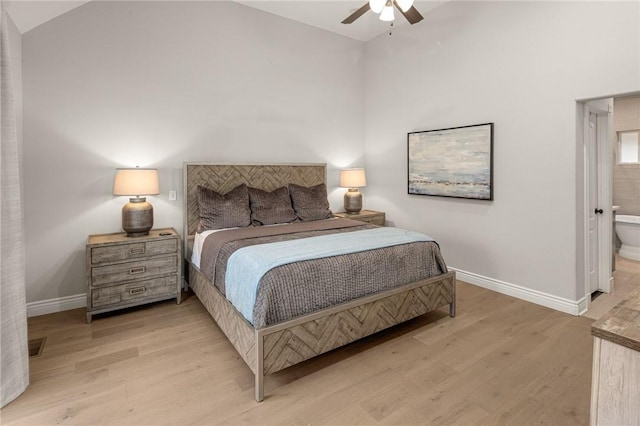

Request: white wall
left=23, top=0, right=640, bottom=310
left=23, top=1, right=364, bottom=303
left=364, top=1, right=640, bottom=303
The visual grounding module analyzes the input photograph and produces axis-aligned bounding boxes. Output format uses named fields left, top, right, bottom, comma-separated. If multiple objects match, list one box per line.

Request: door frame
left=581, top=98, right=613, bottom=308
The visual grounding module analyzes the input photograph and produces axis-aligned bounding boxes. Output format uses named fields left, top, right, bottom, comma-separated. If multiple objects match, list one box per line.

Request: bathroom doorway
left=580, top=92, right=640, bottom=318
left=609, top=95, right=640, bottom=302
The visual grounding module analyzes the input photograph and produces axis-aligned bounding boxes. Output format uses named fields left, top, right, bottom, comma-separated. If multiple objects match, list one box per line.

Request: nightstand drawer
left=334, top=210, right=385, bottom=226
left=91, top=276, right=178, bottom=309
left=91, top=239, right=177, bottom=265
left=357, top=216, right=385, bottom=226
left=91, top=256, right=178, bottom=287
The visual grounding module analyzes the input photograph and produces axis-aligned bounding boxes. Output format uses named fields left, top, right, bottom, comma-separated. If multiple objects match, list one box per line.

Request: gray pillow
left=248, top=186, right=297, bottom=226
left=288, top=183, right=332, bottom=222
left=197, top=184, right=251, bottom=232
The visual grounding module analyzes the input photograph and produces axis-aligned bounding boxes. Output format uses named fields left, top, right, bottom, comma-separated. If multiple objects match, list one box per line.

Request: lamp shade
left=340, top=168, right=367, bottom=188
left=379, top=1, right=394, bottom=21
left=113, top=168, right=159, bottom=196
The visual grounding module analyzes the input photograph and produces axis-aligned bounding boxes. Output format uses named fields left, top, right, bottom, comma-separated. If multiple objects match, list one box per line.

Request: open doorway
left=580, top=93, right=640, bottom=319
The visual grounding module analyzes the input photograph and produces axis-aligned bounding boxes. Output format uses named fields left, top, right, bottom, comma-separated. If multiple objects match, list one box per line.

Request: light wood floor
left=585, top=254, right=640, bottom=320
left=2, top=281, right=596, bottom=425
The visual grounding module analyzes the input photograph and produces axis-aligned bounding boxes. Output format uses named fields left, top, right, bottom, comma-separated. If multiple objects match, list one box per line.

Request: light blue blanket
left=225, top=227, right=434, bottom=324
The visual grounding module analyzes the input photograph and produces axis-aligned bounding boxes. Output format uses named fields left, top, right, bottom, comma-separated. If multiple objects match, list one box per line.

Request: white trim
left=451, top=267, right=588, bottom=316
left=595, top=102, right=613, bottom=293
left=580, top=101, right=592, bottom=312
left=27, top=277, right=189, bottom=317
left=583, top=103, right=594, bottom=302
left=577, top=294, right=590, bottom=316
left=27, top=293, right=86, bottom=317
left=27, top=274, right=589, bottom=319
left=581, top=99, right=614, bottom=297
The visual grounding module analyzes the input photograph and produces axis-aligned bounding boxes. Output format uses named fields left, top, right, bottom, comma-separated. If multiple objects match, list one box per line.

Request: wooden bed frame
left=183, top=163, right=456, bottom=401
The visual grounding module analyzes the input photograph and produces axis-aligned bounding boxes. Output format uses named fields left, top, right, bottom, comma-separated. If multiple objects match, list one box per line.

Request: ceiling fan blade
left=394, top=2, right=424, bottom=24
left=342, top=3, right=370, bottom=24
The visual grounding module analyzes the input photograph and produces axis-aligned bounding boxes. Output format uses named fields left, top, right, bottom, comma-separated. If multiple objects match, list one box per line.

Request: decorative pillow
left=288, top=183, right=332, bottom=222
left=248, top=186, right=297, bottom=226
left=197, top=184, right=251, bottom=232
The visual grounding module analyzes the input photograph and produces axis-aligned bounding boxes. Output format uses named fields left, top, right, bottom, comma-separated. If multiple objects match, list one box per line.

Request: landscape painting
left=408, top=123, right=493, bottom=200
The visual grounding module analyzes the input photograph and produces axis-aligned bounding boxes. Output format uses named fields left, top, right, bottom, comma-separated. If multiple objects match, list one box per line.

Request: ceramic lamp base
left=344, top=188, right=363, bottom=214
left=122, top=197, right=153, bottom=237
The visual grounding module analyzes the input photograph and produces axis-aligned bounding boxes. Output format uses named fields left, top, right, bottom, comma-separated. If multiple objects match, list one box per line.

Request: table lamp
left=340, top=168, right=367, bottom=214
left=113, top=167, right=159, bottom=237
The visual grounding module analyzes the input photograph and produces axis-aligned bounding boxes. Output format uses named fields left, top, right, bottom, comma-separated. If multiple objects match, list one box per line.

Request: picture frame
left=408, top=123, right=494, bottom=201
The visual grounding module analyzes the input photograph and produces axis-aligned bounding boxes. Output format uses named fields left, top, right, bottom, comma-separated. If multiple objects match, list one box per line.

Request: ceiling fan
left=342, top=0, right=424, bottom=25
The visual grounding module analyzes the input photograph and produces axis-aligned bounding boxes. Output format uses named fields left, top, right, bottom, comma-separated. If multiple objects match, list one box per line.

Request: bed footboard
left=189, top=263, right=455, bottom=402
left=189, top=263, right=257, bottom=372
left=256, top=270, right=455, bottom=401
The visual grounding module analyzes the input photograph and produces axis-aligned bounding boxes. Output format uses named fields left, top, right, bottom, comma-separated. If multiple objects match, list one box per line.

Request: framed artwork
left=408, top=123, right=494, bottom=200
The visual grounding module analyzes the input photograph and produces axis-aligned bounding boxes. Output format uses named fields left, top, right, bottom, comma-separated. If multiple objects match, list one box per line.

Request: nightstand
left=334, top=210, right=385, bottom=226
left=85, top=228, right=181, bottom=323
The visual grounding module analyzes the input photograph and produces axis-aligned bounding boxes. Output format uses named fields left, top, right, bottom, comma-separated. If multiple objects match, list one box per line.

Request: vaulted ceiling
left=5, top=0, right=445, bottom=41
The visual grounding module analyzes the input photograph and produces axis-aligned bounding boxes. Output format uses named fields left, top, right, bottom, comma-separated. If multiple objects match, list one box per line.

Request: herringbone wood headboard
left=183, top=163, right=327, bottom=255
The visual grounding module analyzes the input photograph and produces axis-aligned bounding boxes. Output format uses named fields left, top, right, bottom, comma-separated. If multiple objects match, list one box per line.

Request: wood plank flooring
left=585, top=254, right=640, bottom=320
left=1, top=281, right=596, bottom=425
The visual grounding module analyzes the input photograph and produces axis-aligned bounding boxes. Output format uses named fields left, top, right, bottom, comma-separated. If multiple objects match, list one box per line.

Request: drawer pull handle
left=129, top=266, right=146, bottom=275
left=129, top=286, right=146, bottom=295
left=128, top=247, right=145, bottom=256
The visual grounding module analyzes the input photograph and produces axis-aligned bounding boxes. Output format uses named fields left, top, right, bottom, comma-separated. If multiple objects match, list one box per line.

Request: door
left=584, top=98, right=613, bottom=297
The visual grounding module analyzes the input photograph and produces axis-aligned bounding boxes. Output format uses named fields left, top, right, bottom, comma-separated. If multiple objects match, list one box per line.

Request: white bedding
left=191, top=228, right=236, bottom=268
left=191, top=222, right=295, bottom=268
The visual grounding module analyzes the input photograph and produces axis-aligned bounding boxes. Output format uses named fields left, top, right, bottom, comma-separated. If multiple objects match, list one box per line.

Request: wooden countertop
left=592, top=287, right=640, bottom=352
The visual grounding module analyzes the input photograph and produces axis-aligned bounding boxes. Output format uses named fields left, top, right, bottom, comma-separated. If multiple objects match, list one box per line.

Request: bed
left=183, top=163, right=456, bottom=401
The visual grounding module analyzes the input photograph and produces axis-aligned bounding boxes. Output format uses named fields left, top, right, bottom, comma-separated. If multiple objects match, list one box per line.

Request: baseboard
left=27, top=294, right=86, bottom=317
left=28, top=275, right=586, bottom=318
left=27, top=278, right=190, bottom=317
left=577, top=296, right=589, bottom=316
left=451, top=267, right=586, bottom=316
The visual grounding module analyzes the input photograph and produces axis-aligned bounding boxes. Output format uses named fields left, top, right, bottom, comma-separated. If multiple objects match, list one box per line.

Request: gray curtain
left=1, top=1, right=29, bottom=408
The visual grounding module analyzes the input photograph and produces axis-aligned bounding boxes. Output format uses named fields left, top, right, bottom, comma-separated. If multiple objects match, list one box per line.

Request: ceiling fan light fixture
left=396, top=0, right=414, bottom=12
left=369, top=0, right=385, bottom=14
left=341, top=0, right=423, bottom=26
left=379, top=1, right=394, bottom=21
